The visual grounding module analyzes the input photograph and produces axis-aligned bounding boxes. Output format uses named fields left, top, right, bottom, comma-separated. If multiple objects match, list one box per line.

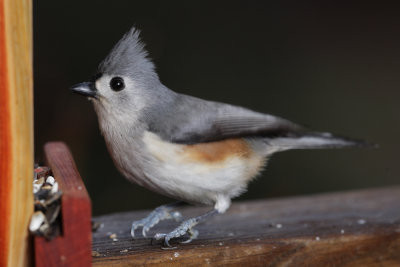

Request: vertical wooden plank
left=0, top=0, right=12, bottom=264
left=0, top=0, right=33, bottom=266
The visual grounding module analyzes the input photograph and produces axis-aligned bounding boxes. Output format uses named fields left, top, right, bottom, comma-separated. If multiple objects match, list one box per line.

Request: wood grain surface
left=92, top=186, right=400, bottom=266
left=0, top=0, right=33, bottom=266
left=34, top=142, right=92, bottom=267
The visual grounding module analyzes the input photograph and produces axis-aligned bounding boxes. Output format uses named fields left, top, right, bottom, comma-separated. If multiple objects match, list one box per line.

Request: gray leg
left=154, top=209, right=218, bottom=249
left=131, top=202, right=184, bottom=238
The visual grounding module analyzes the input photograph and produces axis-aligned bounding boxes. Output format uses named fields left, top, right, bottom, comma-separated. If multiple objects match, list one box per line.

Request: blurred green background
left=34, top=1, right=399, bottom=216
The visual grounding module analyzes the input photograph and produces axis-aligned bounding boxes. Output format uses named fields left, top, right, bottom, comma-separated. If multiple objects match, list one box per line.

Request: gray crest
left=98, top=27, right=155, bottom=77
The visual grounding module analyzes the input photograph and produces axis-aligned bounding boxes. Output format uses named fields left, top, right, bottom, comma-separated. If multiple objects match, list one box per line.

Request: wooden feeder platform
left=91, top=187, right=400, bottom=266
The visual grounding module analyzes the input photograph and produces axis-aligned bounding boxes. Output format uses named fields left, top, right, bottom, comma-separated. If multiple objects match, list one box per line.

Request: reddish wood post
left=0, top=0, right=33, bottom=266
left=34, top=142, right=92, bottom=267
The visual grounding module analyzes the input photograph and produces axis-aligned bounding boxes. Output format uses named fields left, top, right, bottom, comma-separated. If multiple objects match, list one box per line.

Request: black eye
left=109, top=77, right=125, bottom=91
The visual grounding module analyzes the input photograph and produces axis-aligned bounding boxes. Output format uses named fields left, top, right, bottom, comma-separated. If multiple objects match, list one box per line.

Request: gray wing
left=146, top=93, right=306, bottom=144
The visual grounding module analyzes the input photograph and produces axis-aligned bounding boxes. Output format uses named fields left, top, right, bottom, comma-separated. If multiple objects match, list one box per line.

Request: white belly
left=139, top=132, right=266, bottom=212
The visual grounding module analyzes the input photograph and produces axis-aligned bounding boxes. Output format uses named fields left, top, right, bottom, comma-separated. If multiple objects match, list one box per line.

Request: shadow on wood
left=92, top=187, right=400, bottom=266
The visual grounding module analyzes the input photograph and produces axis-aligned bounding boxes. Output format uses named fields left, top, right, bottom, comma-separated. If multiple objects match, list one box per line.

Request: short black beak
left=70, top=82, right=98, bottom=99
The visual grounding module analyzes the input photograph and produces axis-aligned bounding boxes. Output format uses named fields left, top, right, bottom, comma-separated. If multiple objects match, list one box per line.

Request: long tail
left=265, top=132, right=375, bottom=152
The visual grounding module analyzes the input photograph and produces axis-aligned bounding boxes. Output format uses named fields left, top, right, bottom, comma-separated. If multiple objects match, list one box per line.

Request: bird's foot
left=131, top=202, right=183, bottom=238
left=153, top=209, right=217, bottom=249
left=153, top=217, right=200, bottom=249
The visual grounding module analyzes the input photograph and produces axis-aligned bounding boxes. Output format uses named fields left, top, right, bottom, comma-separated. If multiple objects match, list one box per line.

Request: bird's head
left=71, top=27, right=160, bottom=118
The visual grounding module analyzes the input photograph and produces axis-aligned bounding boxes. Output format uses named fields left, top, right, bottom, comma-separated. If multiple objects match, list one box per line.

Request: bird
left=71, top=26, right=369, bottom=248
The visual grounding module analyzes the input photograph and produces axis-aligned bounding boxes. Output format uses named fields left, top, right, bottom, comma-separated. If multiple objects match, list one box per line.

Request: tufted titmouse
left=71, top=27, right=368, bottom=248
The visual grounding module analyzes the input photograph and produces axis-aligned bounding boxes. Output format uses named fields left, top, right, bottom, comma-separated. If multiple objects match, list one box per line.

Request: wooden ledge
left=35, top=142, right=92, bottom=267
left=92, top=186, right=400, bottom=266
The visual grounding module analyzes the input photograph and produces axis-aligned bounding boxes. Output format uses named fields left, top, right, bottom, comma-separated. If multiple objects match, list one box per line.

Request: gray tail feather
left=266, top=132, right=376, bottom=152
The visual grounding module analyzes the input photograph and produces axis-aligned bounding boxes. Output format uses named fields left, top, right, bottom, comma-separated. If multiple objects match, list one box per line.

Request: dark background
left=34, top=1, right=399, bottom=216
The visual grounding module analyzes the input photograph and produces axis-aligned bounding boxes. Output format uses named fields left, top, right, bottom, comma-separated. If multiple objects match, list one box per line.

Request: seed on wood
left=35, top=188, right=50, bottom=199
left=357, top=219, right=366, bottom=225
left=92, top=221, right=101, bottom=232
left=46, top=176, right=55, bottom=185
left=33, top=183, right=42, bottom=194
left=92, top=251, right=101, bottom=257
left=109, top=233, right=117, bottom=239
left=34, top=166, right=51, bottom=179
left=29, top=211, right=46, bottom=232
left=33, top=177, right=45, bottom=185
left=51, top=182, right=59, bottom=194
left=42, top=184, right=52, bottom=191
left=34, top=200, right=46, bottom=211
left=44, top=191, right=62, bottom=206
left=46, top=204, right=61, bottom=224
left=39, top=221, right=50, bottom=233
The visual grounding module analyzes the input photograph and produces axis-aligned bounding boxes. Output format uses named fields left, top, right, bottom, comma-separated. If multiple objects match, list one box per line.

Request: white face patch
left=92, top=74, right=147, bottom=125
left=95, top=74, right=136, bottom=99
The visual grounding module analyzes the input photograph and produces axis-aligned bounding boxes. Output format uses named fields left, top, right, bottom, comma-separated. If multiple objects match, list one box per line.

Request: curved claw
left=161, top=236, right=177, bottom=250
left=131, top=223, right=142, bottom=238
left=164, top=236, right=171, bottom=247
left=180, top=229, right=198, bottom=244
left=142, top=226, right=150, bottom=238
left=131, top=218, right=147, bottom=238
left=154, top=226, right=199, bottom=248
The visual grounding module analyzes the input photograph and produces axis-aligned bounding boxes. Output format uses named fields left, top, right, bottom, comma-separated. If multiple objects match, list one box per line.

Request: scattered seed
left=46, top=176, right=55, bottom=185
left=92, top=221, right=101, bottom=232
left=33, top=183, right=42, bottom=194
left=30, top=165, right=62, bottom=240
left=42, top=184, right=52, bottom=191
left=174, top=252, right=180, bottom=257
left=92, top=251, right=101, bottom=257
left=46, top=204, right=61, bottom=224
left=34, top=200, right=46, bottom=211
left=357, top=219, right=366, bottom=225
left=29, top=211, right=46, bottom=232
left=34, top=166, right=50, bottom=178
left=39, top=222, right=50, bottom=233
left=35, top=189, right=50, bottom=200
left=51, top=182, right=59, bottom=194
left=109, top=233, right=117, bottom=239
left=34, top=177, right=45, bottom=185
left=44, top=191, right=62, bottom=206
